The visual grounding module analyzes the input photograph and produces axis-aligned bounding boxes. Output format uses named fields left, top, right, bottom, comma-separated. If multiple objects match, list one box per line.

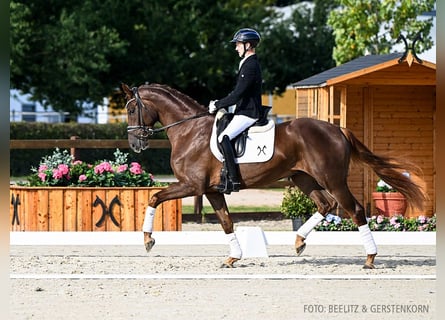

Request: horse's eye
left=127, top=104, right=136, bottom=114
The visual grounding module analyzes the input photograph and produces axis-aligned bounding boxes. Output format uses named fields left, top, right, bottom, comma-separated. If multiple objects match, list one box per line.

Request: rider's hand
left=208, top=100, right=218, bottom=114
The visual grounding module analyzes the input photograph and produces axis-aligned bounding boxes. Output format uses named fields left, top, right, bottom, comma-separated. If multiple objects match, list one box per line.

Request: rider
left=208, top=28, right=263, bottom=194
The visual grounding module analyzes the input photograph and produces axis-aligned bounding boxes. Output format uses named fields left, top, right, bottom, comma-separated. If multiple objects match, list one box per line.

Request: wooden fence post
left=70, top=136, right=80, bottom=161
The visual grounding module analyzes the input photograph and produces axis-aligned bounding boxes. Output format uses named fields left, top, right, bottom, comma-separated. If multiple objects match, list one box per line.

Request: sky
left=396, top=9, right=436, bottom=63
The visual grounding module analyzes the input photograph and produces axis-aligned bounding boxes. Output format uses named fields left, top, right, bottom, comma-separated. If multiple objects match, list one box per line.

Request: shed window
left=329, top=86, right=345, bottom=126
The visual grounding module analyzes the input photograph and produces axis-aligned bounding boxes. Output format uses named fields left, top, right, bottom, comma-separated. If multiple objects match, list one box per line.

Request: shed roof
left=292, top=52, right=435, bottom=88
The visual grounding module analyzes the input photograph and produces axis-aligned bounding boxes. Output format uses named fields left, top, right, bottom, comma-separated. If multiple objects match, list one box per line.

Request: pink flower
left=38, top=164, right=48, bottom=172
left=73, top=160, right=83, bottom=165
left=78, top=174, right=87, bottom=182
left=38, top=172, right=47, bottom=182
left=51, top=164, right=70, bottom=180
left=417, top=216, right=426, bottom=224
left=58, top=164, right=69, bottom=175
left=117, top=164, right=128, bottom=173
left=390, top=216, right=398, bottom=225
left=129, top=162, right=143, bottom=175
left=376, top=215, right=384, bottom=224
left=52, top=169, right=62, bottom=179
left=94, top=162, right=113, bottom=174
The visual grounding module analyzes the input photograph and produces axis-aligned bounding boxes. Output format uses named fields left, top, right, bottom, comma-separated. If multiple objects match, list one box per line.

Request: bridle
left=126, top=86, right=210, bottom=141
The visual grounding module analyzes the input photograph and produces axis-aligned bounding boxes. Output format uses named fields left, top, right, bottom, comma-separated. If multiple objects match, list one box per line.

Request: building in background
left=293, top=52, right=436, bottom=218
left=9, top=89, right=109, bottom=124
left=263, top=9, right=436, bottom=120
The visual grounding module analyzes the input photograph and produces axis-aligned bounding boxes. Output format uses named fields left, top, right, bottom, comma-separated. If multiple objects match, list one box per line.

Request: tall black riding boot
left=217, top=135, right=241, bottom=194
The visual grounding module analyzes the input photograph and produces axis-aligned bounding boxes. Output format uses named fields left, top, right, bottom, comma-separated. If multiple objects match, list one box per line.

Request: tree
left=327, top=0, right=435, bottom=65
left=10, top=0, right=274, bottom=117
left=261, top=0, right=336, bottom=94
left=10, top=1, right=128, bottom=118
left=10, top=0, right=336, bottom=116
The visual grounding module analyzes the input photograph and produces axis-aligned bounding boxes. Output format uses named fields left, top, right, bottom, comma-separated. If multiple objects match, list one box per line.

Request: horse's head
left=121, top=83, right=159, bottom=153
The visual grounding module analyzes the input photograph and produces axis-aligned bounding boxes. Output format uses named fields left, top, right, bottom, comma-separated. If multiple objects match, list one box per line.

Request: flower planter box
left=9, top=186, right=181, bottom=232
left=372, top=192, right=407, bottom=217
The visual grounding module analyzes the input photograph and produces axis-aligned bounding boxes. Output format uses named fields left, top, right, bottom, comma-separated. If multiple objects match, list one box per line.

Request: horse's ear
left=121, top=82, right=132, bottom=99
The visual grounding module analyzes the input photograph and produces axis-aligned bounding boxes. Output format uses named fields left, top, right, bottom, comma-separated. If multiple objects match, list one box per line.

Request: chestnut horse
left=122, top=83, right=425, bottom=269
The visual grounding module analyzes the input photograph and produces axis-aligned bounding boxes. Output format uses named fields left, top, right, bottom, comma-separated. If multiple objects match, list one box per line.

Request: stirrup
left=231, top=181, right=241, bottom=192
left=217, top=180, right=240, bottom=194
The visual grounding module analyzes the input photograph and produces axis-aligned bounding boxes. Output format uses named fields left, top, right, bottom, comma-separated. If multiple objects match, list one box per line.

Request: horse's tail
left=340, top=127, right=426, bottom=212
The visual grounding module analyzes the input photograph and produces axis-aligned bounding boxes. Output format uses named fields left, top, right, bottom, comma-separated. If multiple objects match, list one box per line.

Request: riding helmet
left=230, top=28, right=261, bottom=47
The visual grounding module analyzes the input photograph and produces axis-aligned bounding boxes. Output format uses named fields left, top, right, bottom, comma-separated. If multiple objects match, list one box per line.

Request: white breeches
left=218, top=115, right=258, bottom=143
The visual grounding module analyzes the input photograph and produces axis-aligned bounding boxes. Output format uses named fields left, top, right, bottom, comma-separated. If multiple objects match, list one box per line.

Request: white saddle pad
left=210, top=116, right=275, bottom=164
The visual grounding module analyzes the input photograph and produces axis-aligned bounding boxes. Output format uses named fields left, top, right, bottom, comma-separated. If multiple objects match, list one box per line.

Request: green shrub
left=280, top=186, right=317, bottom=221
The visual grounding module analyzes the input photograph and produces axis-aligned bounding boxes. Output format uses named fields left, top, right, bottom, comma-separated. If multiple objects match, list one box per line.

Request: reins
left=146, top=111, right=210, bottom=135
left=126, top=86, right=210, bottom=138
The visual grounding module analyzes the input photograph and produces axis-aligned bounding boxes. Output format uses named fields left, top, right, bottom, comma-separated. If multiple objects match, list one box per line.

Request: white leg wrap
left=227, top=233, right=242, bottom=259
left=358, top=224, right=377, bottom=255
left=296, top=211, right=324, bottom=238
left=142, top=206, right=156, bottom=233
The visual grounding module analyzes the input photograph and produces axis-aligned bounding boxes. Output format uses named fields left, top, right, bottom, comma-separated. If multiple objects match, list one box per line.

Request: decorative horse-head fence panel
left=9, top=186, right=181, bottom=232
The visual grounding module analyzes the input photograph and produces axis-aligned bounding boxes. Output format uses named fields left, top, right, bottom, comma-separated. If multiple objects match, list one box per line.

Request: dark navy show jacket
left=215, top=54, right=262, bottom=119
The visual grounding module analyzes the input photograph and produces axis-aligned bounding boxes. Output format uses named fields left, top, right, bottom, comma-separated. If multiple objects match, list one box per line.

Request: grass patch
left=182, top=205, right=280, bottom=214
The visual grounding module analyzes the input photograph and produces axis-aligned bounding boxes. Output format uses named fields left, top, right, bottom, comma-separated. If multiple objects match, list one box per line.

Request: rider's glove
left=208, top=100, right=218, bottom=114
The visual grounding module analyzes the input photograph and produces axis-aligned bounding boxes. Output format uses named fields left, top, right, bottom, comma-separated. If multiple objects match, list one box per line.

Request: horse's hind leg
left=294, top=189, right=337, bottom=255
left=290, top=172, right=338, bottom=256
left=205, top=192, right=241, bottom=268
left=330, top=186, right=377, bottom=269
left=292, top=170, right=377, bottom=269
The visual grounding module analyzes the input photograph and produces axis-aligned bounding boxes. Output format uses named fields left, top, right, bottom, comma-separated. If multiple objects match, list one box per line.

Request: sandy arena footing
left=10, top=243, right=436, bottom=320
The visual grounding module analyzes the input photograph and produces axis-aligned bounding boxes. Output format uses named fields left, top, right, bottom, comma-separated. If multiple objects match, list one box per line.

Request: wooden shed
left=293, top=52, right=436, bottom=218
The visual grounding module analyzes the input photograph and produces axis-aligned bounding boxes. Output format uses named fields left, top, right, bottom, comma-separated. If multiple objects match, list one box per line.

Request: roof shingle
left=292, top=53, right=403, bottom=88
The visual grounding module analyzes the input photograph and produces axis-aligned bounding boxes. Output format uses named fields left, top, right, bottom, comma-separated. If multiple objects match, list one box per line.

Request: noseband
left=126, top=87, right=152, bottom=141
left=126, top=86, right=210, bottom=141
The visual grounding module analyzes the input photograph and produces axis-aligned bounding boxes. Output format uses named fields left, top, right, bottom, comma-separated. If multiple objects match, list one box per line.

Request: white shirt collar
left=239, top=53, right=255, bottom=70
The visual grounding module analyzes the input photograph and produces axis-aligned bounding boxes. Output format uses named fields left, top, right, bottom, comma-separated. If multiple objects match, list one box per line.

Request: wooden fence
left=10, top=138, right=289, bottom=219
left=10, top=138, right=170, bottom=149
left=10, top=185, right=181, bottom=232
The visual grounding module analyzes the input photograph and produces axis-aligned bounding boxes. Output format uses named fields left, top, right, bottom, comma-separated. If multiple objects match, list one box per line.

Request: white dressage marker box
left=236, top=226, right=268, bottom=258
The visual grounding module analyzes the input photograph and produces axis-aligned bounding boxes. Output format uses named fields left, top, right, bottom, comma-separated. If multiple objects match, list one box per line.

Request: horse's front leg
left=205, top=192, right=242, bottom=268
left=142, top=182, right=196, bottom=253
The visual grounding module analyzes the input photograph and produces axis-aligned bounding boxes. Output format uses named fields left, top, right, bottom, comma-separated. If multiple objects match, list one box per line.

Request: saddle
left=216, top=106, right=272, bottom=158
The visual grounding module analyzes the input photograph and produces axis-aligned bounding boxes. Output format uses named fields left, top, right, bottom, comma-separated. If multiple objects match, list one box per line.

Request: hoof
left=221, top=257, right=240, bottom=268
left=296, top=243, right=306, bottom=256
left=220, top=263, right=234, bottom=269
left=363, top=254, right=377, bottom=269
left=363, top=263, right=375, bottom=269
left=144, top=238, right=156, bottom=253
